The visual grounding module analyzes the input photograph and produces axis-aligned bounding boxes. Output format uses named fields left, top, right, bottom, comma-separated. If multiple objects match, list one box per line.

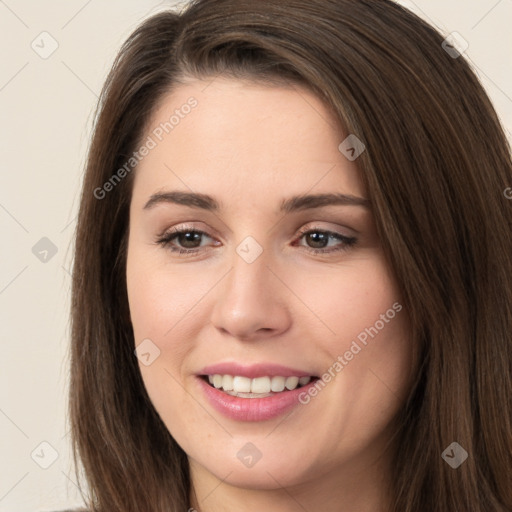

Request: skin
left=126, top=77, right=414, bottom=512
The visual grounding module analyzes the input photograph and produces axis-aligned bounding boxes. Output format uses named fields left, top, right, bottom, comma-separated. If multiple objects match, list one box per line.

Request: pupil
left=179, top=232, right=201, bottom=248
left=307, top=232, right=328, bottom=248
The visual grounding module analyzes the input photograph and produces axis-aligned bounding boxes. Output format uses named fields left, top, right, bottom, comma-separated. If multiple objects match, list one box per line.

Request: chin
left=215, top=464, right=308, bottom=490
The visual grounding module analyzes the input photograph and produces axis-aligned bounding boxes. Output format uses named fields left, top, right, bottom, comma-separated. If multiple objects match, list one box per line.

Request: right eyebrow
left=143, top=191, right=220, bottom=211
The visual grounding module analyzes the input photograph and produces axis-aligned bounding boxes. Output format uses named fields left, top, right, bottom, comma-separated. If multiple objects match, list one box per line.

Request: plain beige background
left=1, top=1, right=511, bottom=511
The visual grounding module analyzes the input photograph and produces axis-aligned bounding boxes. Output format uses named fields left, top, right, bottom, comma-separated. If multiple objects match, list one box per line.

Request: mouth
left=199, top=374, right=319, bottom=398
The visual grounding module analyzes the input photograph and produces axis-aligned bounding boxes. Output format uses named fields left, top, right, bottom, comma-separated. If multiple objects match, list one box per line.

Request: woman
left=69, top=0, right=512, bottom=510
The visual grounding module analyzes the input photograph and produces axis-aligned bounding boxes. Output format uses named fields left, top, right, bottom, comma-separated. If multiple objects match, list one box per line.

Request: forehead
left=131, top=77, right=365, bottom=209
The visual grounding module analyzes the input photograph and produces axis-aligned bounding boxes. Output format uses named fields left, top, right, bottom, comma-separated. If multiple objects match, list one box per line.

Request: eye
left=292, top=226, right=357, bottom=254
left=155, top=225, right=216, bottom=255
left=155, top=224, right=357, bottom=256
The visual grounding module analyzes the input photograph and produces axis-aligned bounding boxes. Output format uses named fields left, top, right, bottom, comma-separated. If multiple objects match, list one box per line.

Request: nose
left=209, top=246, right=292, bottom=342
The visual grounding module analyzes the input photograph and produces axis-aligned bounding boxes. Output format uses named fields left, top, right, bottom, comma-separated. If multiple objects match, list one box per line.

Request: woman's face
left=126, top=77, right=413, bottom=496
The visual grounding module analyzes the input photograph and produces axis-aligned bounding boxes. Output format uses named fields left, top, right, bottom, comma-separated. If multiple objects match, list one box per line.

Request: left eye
left=294, top=229, right=357, bottom=253
left=156, top=227, right=357, bottom=256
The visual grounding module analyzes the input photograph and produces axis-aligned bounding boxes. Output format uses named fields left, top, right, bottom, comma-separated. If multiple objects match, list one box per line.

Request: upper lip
left=198, top=362, right=316, bottom=379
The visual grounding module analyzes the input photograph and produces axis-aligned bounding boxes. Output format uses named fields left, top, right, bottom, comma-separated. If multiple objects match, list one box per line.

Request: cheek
left=291, top=255, right=402, bottom=345
left=126, top=251, right=213, bottom=342
left=126, top=250, right=218, bottom=411
left=297, top=255, right=412, bottom=421
left=126, top=256, right=200, bottom=433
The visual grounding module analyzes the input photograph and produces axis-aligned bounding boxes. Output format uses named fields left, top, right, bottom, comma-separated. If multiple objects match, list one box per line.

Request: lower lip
left=197, top=376, right=318, bottom=422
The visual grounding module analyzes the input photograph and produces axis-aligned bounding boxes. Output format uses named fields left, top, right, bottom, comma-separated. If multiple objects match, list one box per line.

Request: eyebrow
left=143, top=190, right=371, bottom=213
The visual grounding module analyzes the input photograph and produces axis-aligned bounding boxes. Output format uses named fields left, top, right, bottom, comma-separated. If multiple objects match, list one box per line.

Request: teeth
left=285, top=376, right=299, bottom=390
left=299, top=376, right=311, bottom=386
left=233, top=376, right=251, bottom=393
left=212, top=374, right=223, bottom=388
left=251, top=376, right=271, bottom=393
left=271, top=376, right=285, bottom=392
left=222, top=374, right=234, bottom=391
left=206, top=374, right=312, bottom=394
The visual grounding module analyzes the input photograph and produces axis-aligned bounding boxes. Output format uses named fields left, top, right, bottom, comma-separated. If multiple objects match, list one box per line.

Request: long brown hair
left=70, top=1, right=512, bottom=510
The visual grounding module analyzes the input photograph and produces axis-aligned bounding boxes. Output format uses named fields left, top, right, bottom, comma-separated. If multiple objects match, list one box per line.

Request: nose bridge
left=210, top=235, right=291, bottom=339
left=226, top=236, right=274, bottom=304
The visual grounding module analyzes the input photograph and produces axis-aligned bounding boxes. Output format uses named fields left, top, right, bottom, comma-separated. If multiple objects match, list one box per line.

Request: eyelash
left=155, top=224, right=358, bottom=257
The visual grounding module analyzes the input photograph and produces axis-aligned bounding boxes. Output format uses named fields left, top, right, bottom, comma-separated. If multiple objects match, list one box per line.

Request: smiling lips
left=197, top=362, right=319, bottom=421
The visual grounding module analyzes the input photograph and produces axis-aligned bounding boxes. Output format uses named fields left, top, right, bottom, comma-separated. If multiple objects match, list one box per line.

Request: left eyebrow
left=280, top=192, right=371, bottom=213
left=142, top=190, right=371, bottom=212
